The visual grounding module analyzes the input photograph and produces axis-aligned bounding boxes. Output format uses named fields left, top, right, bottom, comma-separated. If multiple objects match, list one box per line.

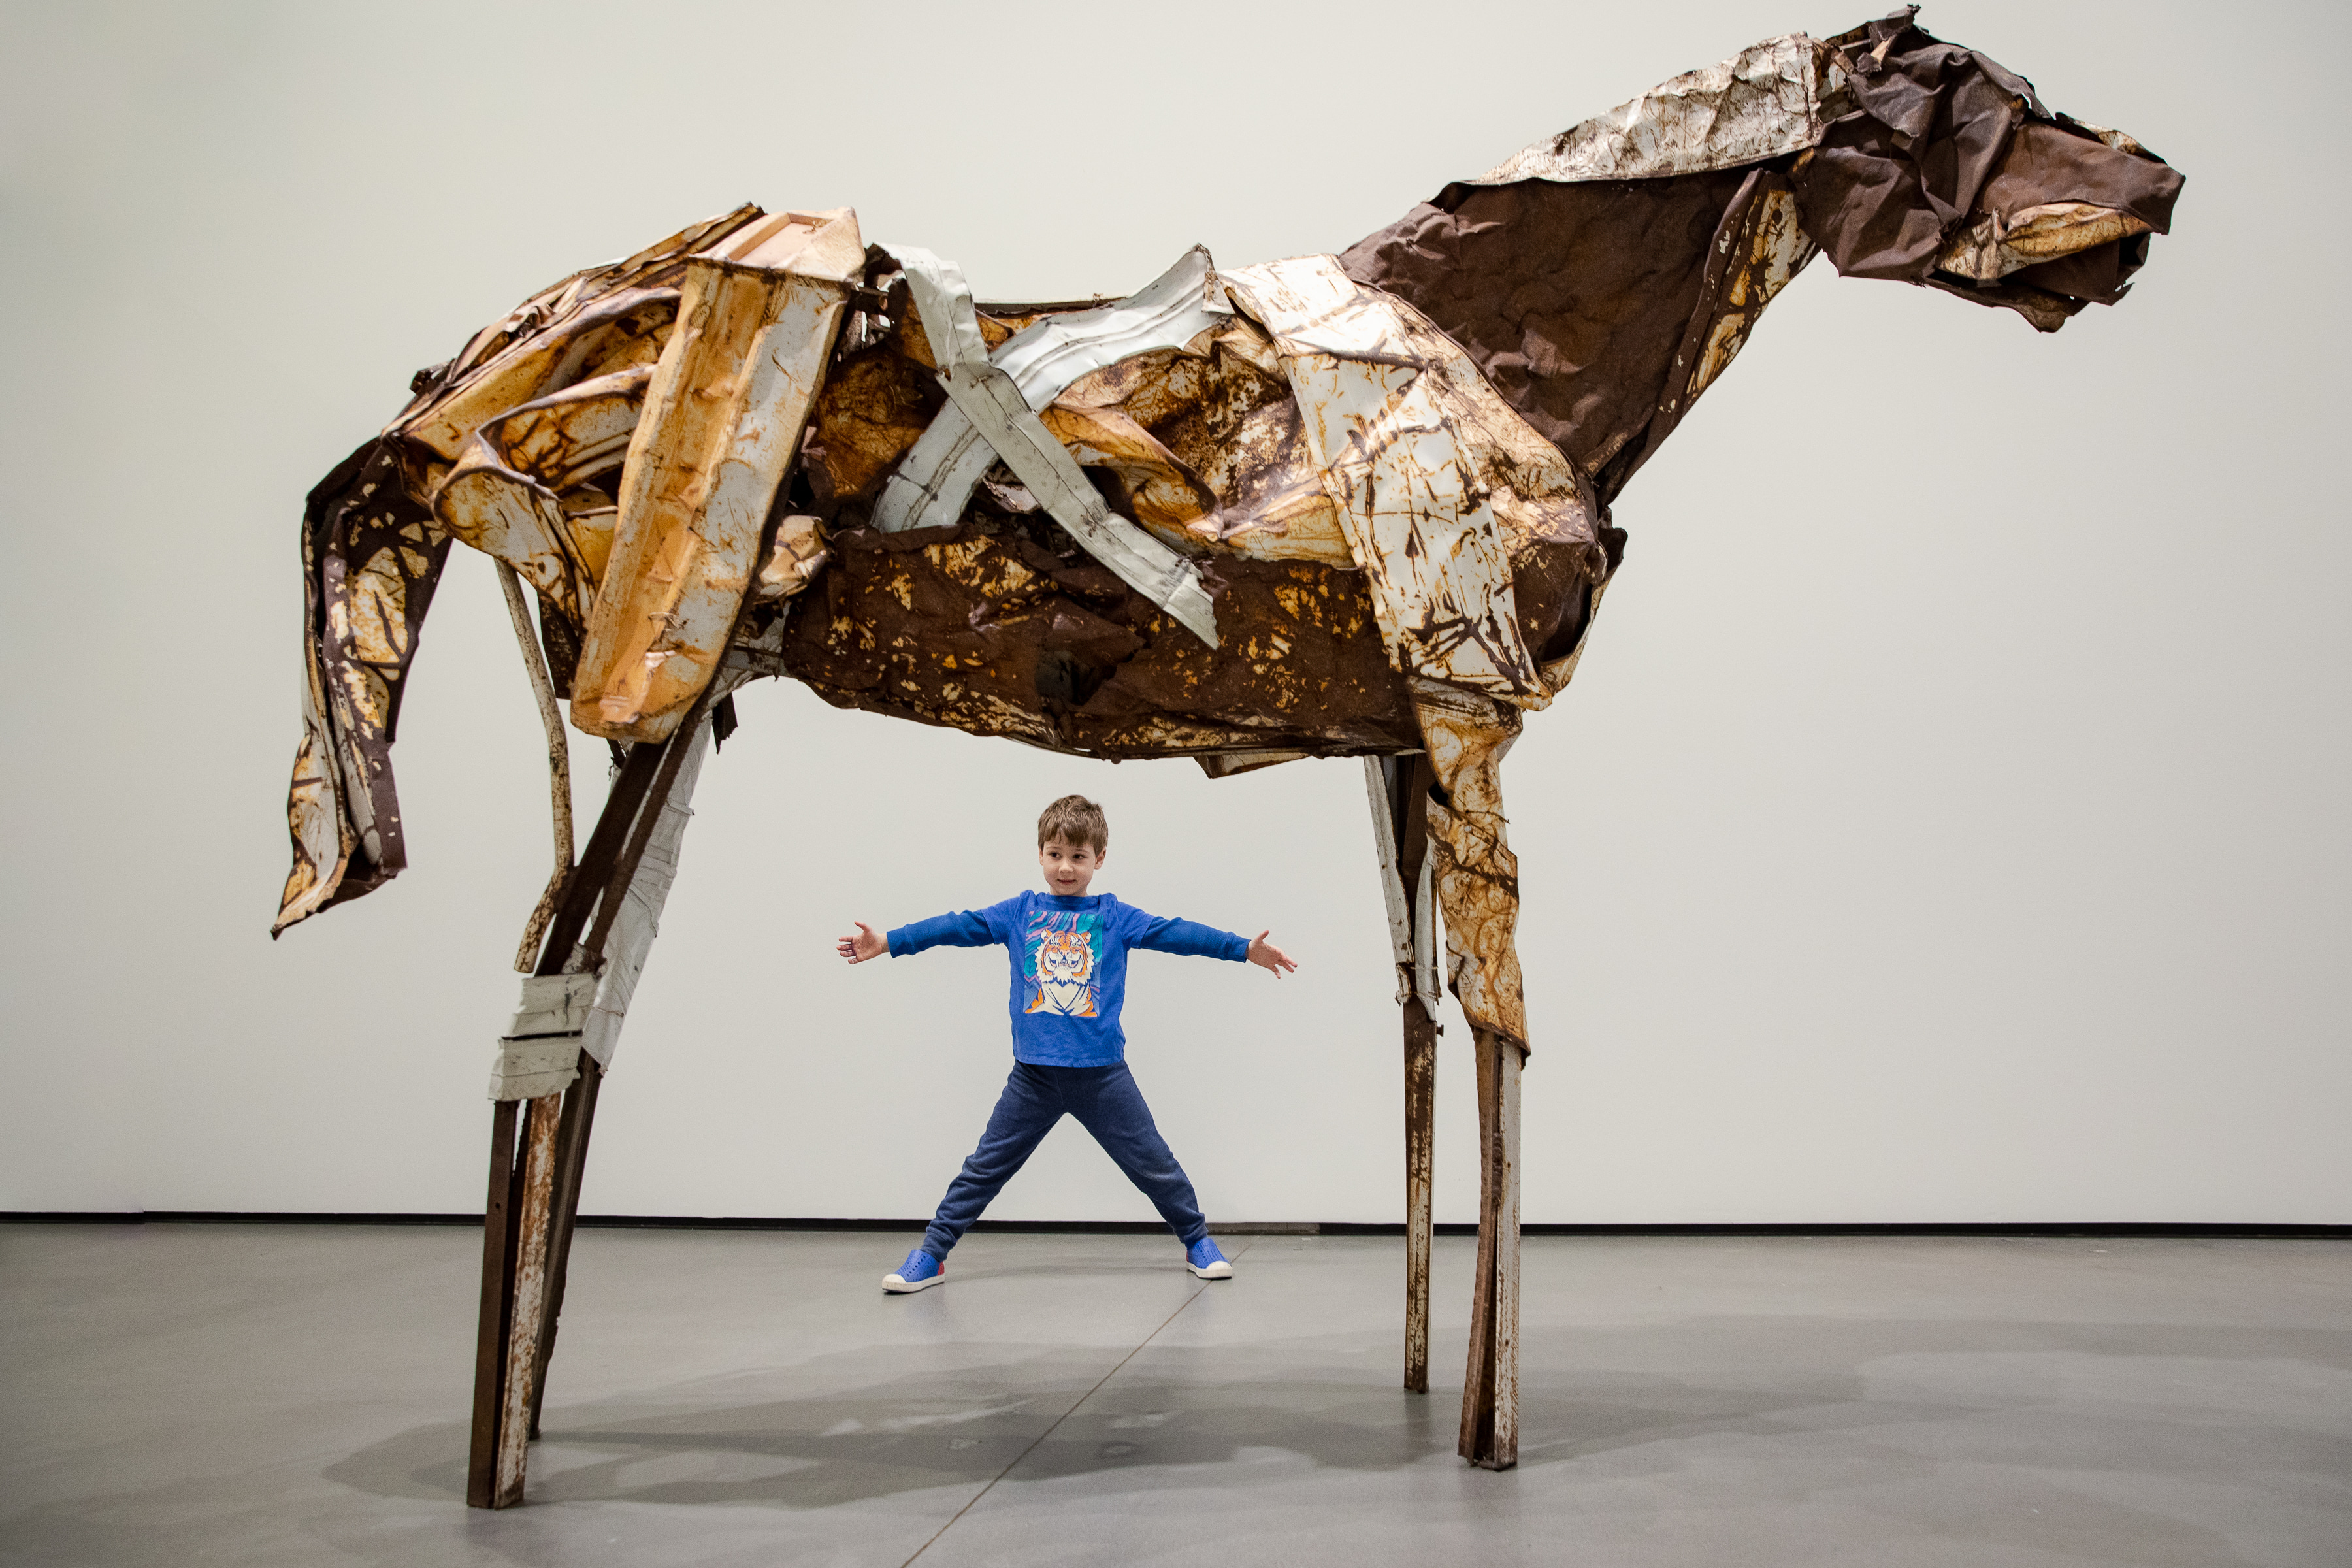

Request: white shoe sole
left=883, top=1271, right=945, bottom=1293
left=1188, top=1261, right=1233, bottom=1279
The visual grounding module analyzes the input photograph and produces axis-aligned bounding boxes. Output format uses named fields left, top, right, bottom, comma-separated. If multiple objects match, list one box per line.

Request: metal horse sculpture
left=271, top=10, right=2181, bottom=1506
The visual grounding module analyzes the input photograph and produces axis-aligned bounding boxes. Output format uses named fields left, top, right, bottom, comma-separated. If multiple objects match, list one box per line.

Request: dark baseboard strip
left=4, top=1213, right=2345, bottom=1239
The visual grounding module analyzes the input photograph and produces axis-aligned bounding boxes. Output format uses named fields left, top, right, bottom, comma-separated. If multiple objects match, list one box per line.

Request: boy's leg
left=921, top=1064, right=1065, bottom=1260
left=1064, top=1064, right=1209, bottom=1249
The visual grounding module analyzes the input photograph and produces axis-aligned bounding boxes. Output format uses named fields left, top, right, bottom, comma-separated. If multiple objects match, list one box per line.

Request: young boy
left=837, top=794, right=1296, bottom=1292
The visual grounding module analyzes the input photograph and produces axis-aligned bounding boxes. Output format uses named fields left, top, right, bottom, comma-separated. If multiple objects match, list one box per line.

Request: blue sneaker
left=1186, top=1238, right=1232, bottom=1279
left=883, top=1249, right=945, bottom=1293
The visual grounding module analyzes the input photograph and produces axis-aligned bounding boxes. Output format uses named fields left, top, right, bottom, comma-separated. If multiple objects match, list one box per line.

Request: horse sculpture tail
left=273, top=437, right=451, bottom=934
left=271, top=201, right=793, bottom=935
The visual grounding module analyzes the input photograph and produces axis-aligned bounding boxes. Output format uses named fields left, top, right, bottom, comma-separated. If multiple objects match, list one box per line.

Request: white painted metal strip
left=1364, top=757, right=1415, bottom=1004
left=487, top=1039, right=580, bottom=1101
left=581, top=713, right=712, bottom=1068
left=1413, top=854, right=1441, bottom=1011
left=872, top=246, right=1230, bottom=538
left=1365, top=755, right=1445, bottom=1011
left=504, top=972, right=596, bottom=1039
left=885, top=248, right=1220, bottom=647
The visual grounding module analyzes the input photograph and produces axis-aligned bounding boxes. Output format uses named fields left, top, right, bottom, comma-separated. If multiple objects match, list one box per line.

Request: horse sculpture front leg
left=1410, top=679, right=1529, bottom=1469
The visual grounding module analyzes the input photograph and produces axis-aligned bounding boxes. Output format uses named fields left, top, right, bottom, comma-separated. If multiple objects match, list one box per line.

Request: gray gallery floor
left=3, top=1225, right=2347, bottom=1567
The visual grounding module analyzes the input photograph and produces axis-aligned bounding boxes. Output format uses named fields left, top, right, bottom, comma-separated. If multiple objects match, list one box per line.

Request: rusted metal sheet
left=779, top=519, right=1419, bottom=759
left=435, top=367, right=649, bottom=630
left=494, top=1091, right=564, bottom=1506
left=1224, top=257, right=1606, bottom=710
left=1410, top=678, right=1527, bottom=1052
left=883, top=247, right=1222, bottom=648
left=1460, top=1029, right=1522, bottom=1469
left=394, top=204, right=764, bottom=465
left=571, top=210, right=863, bottom=742
left=872, top=246, right=1230, bottom=538
left=275, top=442, right=449, bottom=933
left=1475, top=33, right=1823, bottom=185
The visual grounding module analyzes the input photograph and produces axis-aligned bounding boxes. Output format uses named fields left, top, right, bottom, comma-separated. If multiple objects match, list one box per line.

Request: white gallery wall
left=2, top=1, right=2344, bottom=1225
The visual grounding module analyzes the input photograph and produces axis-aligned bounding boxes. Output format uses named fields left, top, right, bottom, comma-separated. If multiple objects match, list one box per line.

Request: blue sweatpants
left=922, top=1062, right=1208, bottom=1258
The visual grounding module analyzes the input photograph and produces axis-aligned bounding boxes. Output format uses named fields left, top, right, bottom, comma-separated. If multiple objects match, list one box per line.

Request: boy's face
left=1039, top=836, right=1105, bottom=898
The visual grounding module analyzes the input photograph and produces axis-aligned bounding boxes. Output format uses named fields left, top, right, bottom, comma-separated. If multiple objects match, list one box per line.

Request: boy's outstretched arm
left=840, top=906, right=1004, bottom=965
left=1247, top=931, right=1298, bottom=977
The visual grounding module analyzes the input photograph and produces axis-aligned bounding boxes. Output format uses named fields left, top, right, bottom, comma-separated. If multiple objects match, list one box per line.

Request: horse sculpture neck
left=1343, top=165, right=1817, bottom=514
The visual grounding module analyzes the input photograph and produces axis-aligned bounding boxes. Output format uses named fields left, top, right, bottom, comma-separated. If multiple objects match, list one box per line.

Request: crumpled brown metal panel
left=776, top=512, right=1422, bottom=759
left=391, top=205, right=766, bottom=458
left=1345, top=10, right=2181, bottom=502
left=1341, top=169, right=1761, bottom=508
left=1791, top=8, right=2182, bottom=328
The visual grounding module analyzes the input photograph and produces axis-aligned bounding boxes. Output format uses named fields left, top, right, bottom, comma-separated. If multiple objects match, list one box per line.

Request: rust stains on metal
left=1409, top=679, right=1528, bottom=1053
left=1224, top=257, right=1607, bottom=709
left=777, top=511, right=1420, bottom=759
left=1474, top=32, right=1825, bottom=184
left=570, top=210, right=864, bottom=742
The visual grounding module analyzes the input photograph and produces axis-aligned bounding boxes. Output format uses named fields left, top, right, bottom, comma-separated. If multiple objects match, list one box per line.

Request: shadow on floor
left=319, top=1339, right=1955, bottom=1511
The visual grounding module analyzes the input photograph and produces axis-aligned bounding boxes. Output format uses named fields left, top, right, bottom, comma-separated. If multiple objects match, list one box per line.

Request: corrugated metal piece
left=1223, top=257, right=1600, bottom=708
left=1473, top=33, right=1822, bottom=185
left=886, top=246, right=1221, bottom=649
left=570, top=210, right=864, bottom=742
left=871, top=246, right=1231, bottom=536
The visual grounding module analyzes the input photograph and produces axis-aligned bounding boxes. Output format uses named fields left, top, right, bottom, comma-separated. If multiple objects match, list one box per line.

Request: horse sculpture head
left=1344, top=6, right=2183, bottom=512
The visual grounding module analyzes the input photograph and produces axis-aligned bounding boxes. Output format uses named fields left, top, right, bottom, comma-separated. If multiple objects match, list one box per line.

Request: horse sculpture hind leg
left=1364, top=753, right=1441, bottom=1394
left=1410, top=681, right=1531, bottom=1468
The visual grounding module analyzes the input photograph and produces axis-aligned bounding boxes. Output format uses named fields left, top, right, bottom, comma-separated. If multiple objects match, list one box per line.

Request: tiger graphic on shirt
left=1023, top=911, right=1101, bottom=1018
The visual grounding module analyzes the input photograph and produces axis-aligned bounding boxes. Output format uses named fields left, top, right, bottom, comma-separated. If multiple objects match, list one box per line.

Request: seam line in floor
left=900, top=1239, right=1254, bottom=1567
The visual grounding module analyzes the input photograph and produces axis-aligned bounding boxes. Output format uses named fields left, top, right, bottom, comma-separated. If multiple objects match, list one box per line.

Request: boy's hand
left=838, top=922, right=887, bottom=964
left=1247, top=931, right=1296, bottom=977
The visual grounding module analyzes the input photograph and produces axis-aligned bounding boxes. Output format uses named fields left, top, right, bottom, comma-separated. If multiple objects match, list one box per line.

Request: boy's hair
left=1037, top=794, right=1109, bottom=855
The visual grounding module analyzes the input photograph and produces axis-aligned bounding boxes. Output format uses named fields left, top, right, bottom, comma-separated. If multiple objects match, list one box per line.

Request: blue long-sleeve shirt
left=887, top=891, right=1249, bottom=1066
